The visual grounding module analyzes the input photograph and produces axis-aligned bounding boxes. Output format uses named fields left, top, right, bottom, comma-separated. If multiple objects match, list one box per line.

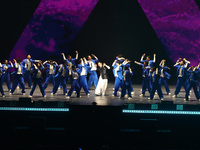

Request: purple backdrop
left=9, top=0, right=98, bottom=61
left=138, top=0, right=200, bottom=66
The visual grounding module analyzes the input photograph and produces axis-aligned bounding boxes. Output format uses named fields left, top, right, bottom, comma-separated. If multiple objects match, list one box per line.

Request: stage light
left=176, top=105, right=183, bottom=111
left=0, top=107, right=69, bottom=112
left=122, top=110, right=200, bottom=115
left=151, top=104, right=158, bottom=110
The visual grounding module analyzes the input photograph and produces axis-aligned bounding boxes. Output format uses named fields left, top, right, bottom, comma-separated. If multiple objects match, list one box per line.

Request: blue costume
left=77, top=61, right=90, bottom=95
left=52, top=64, right=68, bottom=95
left=22, top=59, right=36, bottom=87
left=10, top=62, right=25, bottom=94
left=1, top=63, right=13, bottom=91
left=113, top=65, right=123, bottom=96
left=43, top=62, right=57, bottom=90
left=149, top=70, right=163, bottom=100
left=159, top=64, right=171, bottom=94
left=29, top=65, right=46, bottom=96
left=87, top=59, right=99, bottom=90
left=66, top=68, right=82, bottom=97
left=174, top=62, right=189, bottom=96
left=185, top=69, right=200, bottom=100
left=121, top=69, right=133, bottom=98
left=0, top=68, right=5, bottom=96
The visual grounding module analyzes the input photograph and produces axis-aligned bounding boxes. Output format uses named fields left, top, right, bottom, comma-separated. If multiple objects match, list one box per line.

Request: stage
left=1, top=83, right=199, bottom=105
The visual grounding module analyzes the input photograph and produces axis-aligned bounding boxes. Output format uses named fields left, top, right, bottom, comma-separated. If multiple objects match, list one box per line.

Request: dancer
left=140, top=53, right=156, bottom=68
left=95, top=62, right=110, bottom=96
left=51, top=60, right=68, bottom=95
left=77, top=57, right=90, bottom=95
left=159, top=60, right=171, bottom=95
left=134, top=61, right=151, bottom=96
left=10, top=58, right=25, bottom=95
left=148, top=67, right=164, bottom=100
left=87, top=54, right=99, bottom=90
left=120, top=66, right=133, bottom=99
left=184, top=65, right=200, bottom=101
left=112, top=60, right=123, bottom=97
left=172, top=58, right=190, bottom=98
left=66, top=65, right=82, bottom=98
left=29, top=63, right=46, bottom=97
left=22, top=54, right=40, bottom=88
left=0, top=60, right=13, bottom=91
left=43, top=60, right=58, bottom=90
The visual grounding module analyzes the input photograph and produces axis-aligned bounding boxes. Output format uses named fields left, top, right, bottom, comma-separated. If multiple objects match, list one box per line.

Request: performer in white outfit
left=95, top=62, right=110, bottom=96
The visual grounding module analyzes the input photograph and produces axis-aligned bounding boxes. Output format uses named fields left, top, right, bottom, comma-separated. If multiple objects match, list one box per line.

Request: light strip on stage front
left=122, top=110, right=200, bottom=115
left=0, top=107, right=69, bottom=112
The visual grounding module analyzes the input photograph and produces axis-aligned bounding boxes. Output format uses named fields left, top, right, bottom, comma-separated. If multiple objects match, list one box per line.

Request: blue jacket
left=149, top=71, right=160, bottom=84
left=66, top=58, right=76, bottom=66
left=159, top=66, right=171, bottom=79
left=12, top=63, right=25, bottom=76
left=1, top=64, right=12, bottom=76
left=32, top=66, right=44, bottom=80
left=55, top=64, right=68, bottom=78
left=22, top=59, right=35, bottom=72
left=141, top=60, right=154, bottom=68
left=113, top=66, right=123, bottom=80
left=123, top=70, right=133, bottom=85
left=44, top=63, right=57, bottom=76
left=175, top=65, right=187, bottom=78
left=188, top=70, right=200, bottom=83
left=77, top=63, right=91, bottom=75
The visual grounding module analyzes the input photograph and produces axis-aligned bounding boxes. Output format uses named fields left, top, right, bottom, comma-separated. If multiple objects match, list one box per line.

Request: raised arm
left=91, top=54, right=98, bottom=60
left=75, top=51, right=78, bottom=60
left=112, top=60, right=117, bottom=67
left=103, top=63, right=110, bottom=69
left=9, top=61, right=13, bottom=68
left=140, top=53, right=145, bottom=62
left=61, top=53, right=66, bottom=60
left=153, top=54, right=156, bottom=63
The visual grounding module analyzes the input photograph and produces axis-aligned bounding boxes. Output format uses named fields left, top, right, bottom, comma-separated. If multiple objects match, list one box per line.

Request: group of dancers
left=0, top=52, right=199, bottom=101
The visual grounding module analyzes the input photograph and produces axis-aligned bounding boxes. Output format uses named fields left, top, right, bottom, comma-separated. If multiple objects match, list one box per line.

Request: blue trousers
left=30, top=78, right=45, bottom=96
left=160, top=77, right=170, bottom=94
left=113, top=77, right=123, bottom=96
left=1, top=74, right=11, bottom=90
left=67, top=79, right=80, bottom=97
left=79, top=76, right=90, bottom=94
left=121, top=83, right=132, bottom=98
left=185, top=81, right=199, bottom=100
left=52, top=76, right=67, bottom=94
left=11, top=74, right=25, bottom=93
left=23, top=70, right=32, bottom=87
left=88, top=71, right=98, bottom=90
left=150, top=83, right=163, bottom=99
left=142, top=77, right=151, bottom=94
left=174, top=77, right=187, bottom=95
left=43, top=74, right=55, bottom=90
left=0, top=76, right=4, bottom=95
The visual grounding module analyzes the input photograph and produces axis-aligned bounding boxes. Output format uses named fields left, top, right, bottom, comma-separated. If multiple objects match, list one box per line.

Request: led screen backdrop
left=9, top=0, right=98, bottom=61
left=138, top=0, right=200, bottom=66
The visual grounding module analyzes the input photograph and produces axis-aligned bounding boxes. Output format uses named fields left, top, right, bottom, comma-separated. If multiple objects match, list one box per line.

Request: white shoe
left=43, top=95, right=47, bottom=98
left=172, top=95, right=177, bottom=98
left=161, top=98, right=164, bottom=101
left=140, top=94, right=144, bottom=97
left=155, top=92, right=158, bottom=95
left=128, top=97, right=132, bottom=100
left=51, top=93, right=54, bottom=95
left=58, top=87, right=61, bottom=90
left=29, top=95, right=32, bottom=98
left=131, top=92, right=134, bottom=94
left=66, top=96, right=70, bottom=99
left=87, top=93, right=90, bottom=96
left=148, top=97, right=151, bottom=100
left=22, top=93, right=25, bottom=96
left=102, top=93, right=105, bottom=96
left=2, top=95, right=5, bottom=98
left=188, top=96, right=191, bottom=99
left=17, top=86, right=20, bottom=89
left=9, top=92, right=12, bottom=95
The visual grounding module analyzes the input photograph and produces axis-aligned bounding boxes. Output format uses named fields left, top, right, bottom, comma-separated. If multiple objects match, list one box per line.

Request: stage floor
left=1, top=83, right=200, bottom=106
